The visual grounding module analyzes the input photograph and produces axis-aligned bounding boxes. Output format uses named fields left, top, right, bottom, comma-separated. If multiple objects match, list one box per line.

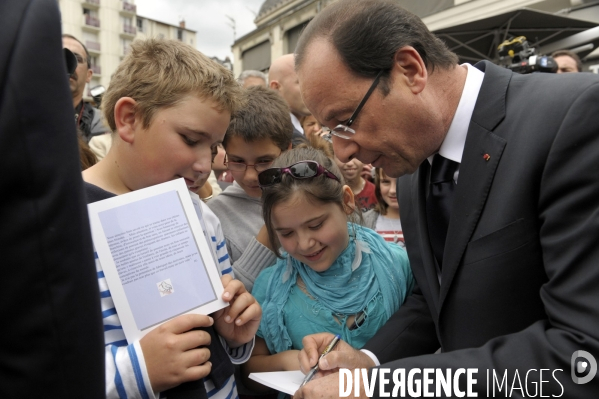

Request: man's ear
left=269, top=80, right=280, bottom=91
left=390, top=46, right=427, bottom=95
left=86, top=68, right=93, bottom=83
left=113, top=97, right=138, bottom=144
left=342, top=185, right=356, bottom=215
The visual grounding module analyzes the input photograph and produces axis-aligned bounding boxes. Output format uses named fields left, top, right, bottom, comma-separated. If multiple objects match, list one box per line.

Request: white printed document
left=249, top=371, right=306, bottom=396
left=88, top=178, right=228, bottom=343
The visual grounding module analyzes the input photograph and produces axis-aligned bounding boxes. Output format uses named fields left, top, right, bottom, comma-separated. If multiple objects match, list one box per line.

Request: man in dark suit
left=293, top=0, right=599, bottom=397
left=0, top=0, right=105, bottom=397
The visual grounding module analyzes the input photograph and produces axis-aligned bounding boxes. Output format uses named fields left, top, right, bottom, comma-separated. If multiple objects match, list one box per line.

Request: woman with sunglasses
left=241, top=146, right=414, bottom=394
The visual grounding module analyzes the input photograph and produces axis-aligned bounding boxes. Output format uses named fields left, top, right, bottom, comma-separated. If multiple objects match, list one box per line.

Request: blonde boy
left=83, top=39, right=261, bottom=399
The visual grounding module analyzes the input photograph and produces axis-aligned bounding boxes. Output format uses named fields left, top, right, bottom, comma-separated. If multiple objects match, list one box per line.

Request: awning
left=434, top=8, right=598, bottom=64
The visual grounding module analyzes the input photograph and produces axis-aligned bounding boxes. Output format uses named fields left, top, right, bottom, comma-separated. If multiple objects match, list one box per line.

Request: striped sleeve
left=199, top=201, right=234, bottom=278
left=219, top=335, right=255, bottom=365
left=97, top=253, right=156, bottom=399
left=200, top=202, right=255, bottom=366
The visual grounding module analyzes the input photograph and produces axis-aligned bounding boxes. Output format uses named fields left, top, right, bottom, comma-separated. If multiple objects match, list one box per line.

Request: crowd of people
left=3, top=0, right=599, bottom=398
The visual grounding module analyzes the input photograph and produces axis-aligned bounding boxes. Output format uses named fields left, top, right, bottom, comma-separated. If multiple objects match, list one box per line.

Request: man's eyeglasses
left=258, top=160, right=340, bottom=188
left=330, top=70, right=384, bottom=140
left=225, top=155, right=275, bottom=173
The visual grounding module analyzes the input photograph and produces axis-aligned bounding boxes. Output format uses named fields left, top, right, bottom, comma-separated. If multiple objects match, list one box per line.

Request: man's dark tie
left=427, top=154, right=458, bottom=269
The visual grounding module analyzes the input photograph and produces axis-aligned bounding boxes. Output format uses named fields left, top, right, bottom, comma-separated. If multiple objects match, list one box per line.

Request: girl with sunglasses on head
left=241, top=146, right=413, bottom=394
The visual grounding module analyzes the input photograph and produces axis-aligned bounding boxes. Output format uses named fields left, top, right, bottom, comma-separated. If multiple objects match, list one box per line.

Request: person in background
left=552, top=49, right=582, bottom=73
left=269, top=54, right=310, bottom=146
left=334, top=155, right=377, bottom=212
left=363, top=168, right=404, bottom=248
left=241, top=146, right=413, bottom=395
left=300, top=115, right=322, bottom=138
left=78, top=134, right=98, bottom=170
left=213, top=143, right=234, bottom=188
left=208, top=85, right=292, bottom=292
left=62, top=34, right=110, bottom=142
left=238, top=70, right=268, bottom=88
left=82, top=38, right=261, bottom=399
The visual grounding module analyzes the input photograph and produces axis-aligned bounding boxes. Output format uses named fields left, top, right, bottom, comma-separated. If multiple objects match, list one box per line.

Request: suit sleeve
left=369, top=82, right=599, bottom=398
left=0, top=0, right=105, bottom=397
left=363, top=282, right=439, bottom=363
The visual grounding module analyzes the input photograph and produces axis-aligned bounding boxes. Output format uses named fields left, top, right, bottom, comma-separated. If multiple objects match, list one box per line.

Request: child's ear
left=114, top=97, right=138, bottom=144
left=287, top=142, right=292, bottom=150
left=342, top=185, right=356, bottom=215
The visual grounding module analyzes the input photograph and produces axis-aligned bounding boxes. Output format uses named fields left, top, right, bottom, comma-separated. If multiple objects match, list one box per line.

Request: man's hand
left=294, top=371, right=369, bottom=399
left=140, top=314, right=214, bottom=392
left=299, top=333, right=375, bottom=375
left=213, top=274, right=262, bottom=348
left=295, top=333, right=375, bottom=399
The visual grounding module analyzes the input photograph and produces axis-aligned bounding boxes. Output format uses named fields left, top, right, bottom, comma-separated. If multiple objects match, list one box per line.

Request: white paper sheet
left=88, top=178, right=228, bottom=343
left=249, top=370, right=306, bottom=396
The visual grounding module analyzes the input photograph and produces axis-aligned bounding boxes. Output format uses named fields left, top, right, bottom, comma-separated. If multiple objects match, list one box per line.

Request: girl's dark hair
left=261, top=147, right=350, bottom=256
left=78, top=133, right=97, bottom=170
left=373, top=167, right=388, bottom=215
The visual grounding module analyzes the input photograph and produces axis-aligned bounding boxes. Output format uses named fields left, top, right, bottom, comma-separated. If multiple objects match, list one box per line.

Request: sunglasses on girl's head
left=258, top=160, right=341, bottom=188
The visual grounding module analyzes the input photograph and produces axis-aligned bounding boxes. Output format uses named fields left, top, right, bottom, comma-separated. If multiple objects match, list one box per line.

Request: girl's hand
left=213, top=274, right=262, bottom=348
left=278, top=349, right=302, bottom=371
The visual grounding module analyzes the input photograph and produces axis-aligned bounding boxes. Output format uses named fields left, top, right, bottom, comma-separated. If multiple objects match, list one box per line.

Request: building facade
left=58, top=0, right=196, bottom=97
left=231, top=0, right=599, bottom=77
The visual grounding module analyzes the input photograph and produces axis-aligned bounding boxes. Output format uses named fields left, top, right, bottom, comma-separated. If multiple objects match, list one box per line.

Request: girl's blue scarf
left=260, top=222, right=409, bottom=354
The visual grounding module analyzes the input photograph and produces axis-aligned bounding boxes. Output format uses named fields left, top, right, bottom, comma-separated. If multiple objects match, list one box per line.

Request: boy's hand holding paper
left=141, top=313, right=215, bottom=392
left=214, top=274, right=262, bottom=348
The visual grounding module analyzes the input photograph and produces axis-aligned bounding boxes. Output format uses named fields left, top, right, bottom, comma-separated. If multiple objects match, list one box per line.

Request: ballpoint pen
left=299, top=334, right=341, bottom=388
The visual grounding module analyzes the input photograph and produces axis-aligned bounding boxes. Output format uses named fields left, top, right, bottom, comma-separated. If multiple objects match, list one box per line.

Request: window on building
left=177, top=29, right=183, bottom=41
left=137, top=18, right=144, bottom=32
left=242, top=41, right=271, bottom=71
left=83, top=8, right=98, bottom=18
left=286, top=21, right=310, bottom=54
left=121, top=38, right=132, bottom=56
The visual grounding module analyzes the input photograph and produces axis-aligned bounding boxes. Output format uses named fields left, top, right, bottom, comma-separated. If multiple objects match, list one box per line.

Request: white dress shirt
left=290, top=113, right=304, bottom=134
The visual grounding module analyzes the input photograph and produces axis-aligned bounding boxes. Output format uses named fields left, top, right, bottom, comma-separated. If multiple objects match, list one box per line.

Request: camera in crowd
left=64, top=48, right=77, bottom=76
left=497, top=36, right=558, bottom=74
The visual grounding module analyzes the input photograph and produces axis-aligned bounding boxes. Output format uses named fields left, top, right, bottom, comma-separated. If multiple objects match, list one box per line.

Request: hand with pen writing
left=294, top=332, right=375, bottom=399
left=213, top=274, right=262, bottom=348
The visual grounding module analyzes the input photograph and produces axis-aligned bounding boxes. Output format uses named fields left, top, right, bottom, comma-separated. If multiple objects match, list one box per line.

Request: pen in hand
left=300, top=334, right=341, bottom=388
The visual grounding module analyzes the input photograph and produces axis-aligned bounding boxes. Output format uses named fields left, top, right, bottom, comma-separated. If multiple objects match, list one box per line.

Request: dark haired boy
left=208, top=85, right=293, bottom=292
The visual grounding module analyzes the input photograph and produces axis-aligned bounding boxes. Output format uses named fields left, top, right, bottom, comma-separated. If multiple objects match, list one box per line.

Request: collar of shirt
left=427, top=63, right=485, bottom=178
left=290, top=113, right=304, bottom=134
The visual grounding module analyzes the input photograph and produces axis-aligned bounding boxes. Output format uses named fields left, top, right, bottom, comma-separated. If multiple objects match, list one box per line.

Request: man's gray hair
left=237, top=70, right=268, bottom=85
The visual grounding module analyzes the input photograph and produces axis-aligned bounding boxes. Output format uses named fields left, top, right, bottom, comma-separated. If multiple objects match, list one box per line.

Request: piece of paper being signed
left=249, top=370, right=306, bottom=396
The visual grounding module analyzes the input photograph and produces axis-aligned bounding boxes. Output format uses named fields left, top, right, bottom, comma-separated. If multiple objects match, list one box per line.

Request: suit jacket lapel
left=438, top=61, right=511, bottom=307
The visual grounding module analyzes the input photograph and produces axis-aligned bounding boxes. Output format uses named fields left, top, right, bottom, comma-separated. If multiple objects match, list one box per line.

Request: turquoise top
left=253, top=223, right=413, bottom=353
